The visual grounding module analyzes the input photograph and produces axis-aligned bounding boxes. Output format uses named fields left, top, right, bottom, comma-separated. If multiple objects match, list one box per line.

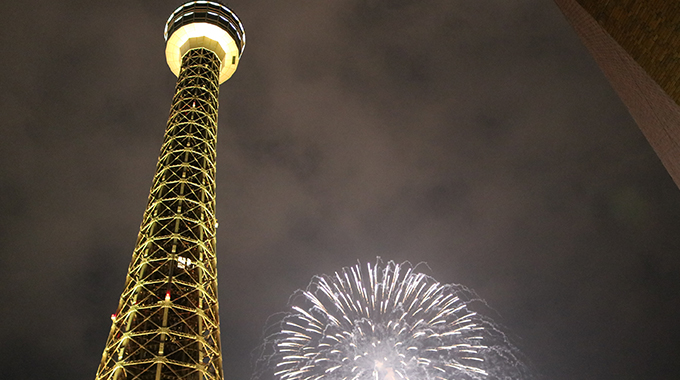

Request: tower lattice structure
left=95, top=2, right=245, bottom=380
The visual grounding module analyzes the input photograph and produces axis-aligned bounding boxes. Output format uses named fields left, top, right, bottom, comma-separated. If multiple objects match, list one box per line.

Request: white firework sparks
left=255, top=260, right=530, bottom=380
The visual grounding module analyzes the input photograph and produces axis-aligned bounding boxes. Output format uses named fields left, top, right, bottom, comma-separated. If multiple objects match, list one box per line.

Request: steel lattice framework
left=95, top=2, right=245, bottom=380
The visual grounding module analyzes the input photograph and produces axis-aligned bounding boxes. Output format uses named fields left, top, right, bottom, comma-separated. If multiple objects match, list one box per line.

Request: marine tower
left=94, top=2, right=245, bottom=379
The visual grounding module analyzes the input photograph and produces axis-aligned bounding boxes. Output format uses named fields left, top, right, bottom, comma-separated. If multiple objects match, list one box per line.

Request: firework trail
left=253, top=259, right=533, bottom=380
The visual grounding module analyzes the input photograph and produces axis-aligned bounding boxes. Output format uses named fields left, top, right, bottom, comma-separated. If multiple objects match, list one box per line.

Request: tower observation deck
left=94, top=2, right=245, bottom=380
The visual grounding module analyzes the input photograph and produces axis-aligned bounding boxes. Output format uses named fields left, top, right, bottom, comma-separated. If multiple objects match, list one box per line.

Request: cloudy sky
left=1, top=0, right=679, bottom=379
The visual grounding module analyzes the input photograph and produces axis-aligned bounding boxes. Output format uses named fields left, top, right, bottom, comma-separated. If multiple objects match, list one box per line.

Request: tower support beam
left=96, top=47, right=224, bottom=380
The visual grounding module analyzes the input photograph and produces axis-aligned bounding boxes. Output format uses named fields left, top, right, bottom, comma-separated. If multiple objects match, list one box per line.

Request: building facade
left=553, top=0, right=680, bottom=187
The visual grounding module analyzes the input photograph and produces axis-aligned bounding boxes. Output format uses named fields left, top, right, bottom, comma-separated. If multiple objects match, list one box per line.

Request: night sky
left=1, top=0, right=680, bottom=379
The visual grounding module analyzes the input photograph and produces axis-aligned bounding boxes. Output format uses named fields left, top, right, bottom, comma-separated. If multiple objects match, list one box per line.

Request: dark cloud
left=1, top=0, right=679, bottom=379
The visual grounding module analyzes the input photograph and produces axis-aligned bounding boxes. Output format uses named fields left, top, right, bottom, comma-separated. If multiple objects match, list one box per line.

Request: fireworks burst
left=254, top=260, right=532, bottom=380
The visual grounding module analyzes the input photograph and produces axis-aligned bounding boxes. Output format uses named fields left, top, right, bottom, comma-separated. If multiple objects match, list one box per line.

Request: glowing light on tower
left=94, top=2, right=245, bottom=380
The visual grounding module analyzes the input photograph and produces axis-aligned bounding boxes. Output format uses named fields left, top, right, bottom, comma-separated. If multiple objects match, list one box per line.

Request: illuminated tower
left=553, top=0, right=680, bottom=187
left=94, top=2, right=245, bottom=380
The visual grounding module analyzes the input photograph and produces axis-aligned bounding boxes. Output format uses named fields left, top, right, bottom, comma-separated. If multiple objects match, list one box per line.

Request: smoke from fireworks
left=253, top=259, right=533, bottom=380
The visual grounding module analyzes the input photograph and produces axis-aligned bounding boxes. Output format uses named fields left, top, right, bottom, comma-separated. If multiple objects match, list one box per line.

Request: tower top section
left=165, top=1, right=246, bottom=84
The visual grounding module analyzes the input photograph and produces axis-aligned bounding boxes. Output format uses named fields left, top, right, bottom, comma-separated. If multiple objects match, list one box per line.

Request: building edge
left=553, top=0, right=680, bottom=189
